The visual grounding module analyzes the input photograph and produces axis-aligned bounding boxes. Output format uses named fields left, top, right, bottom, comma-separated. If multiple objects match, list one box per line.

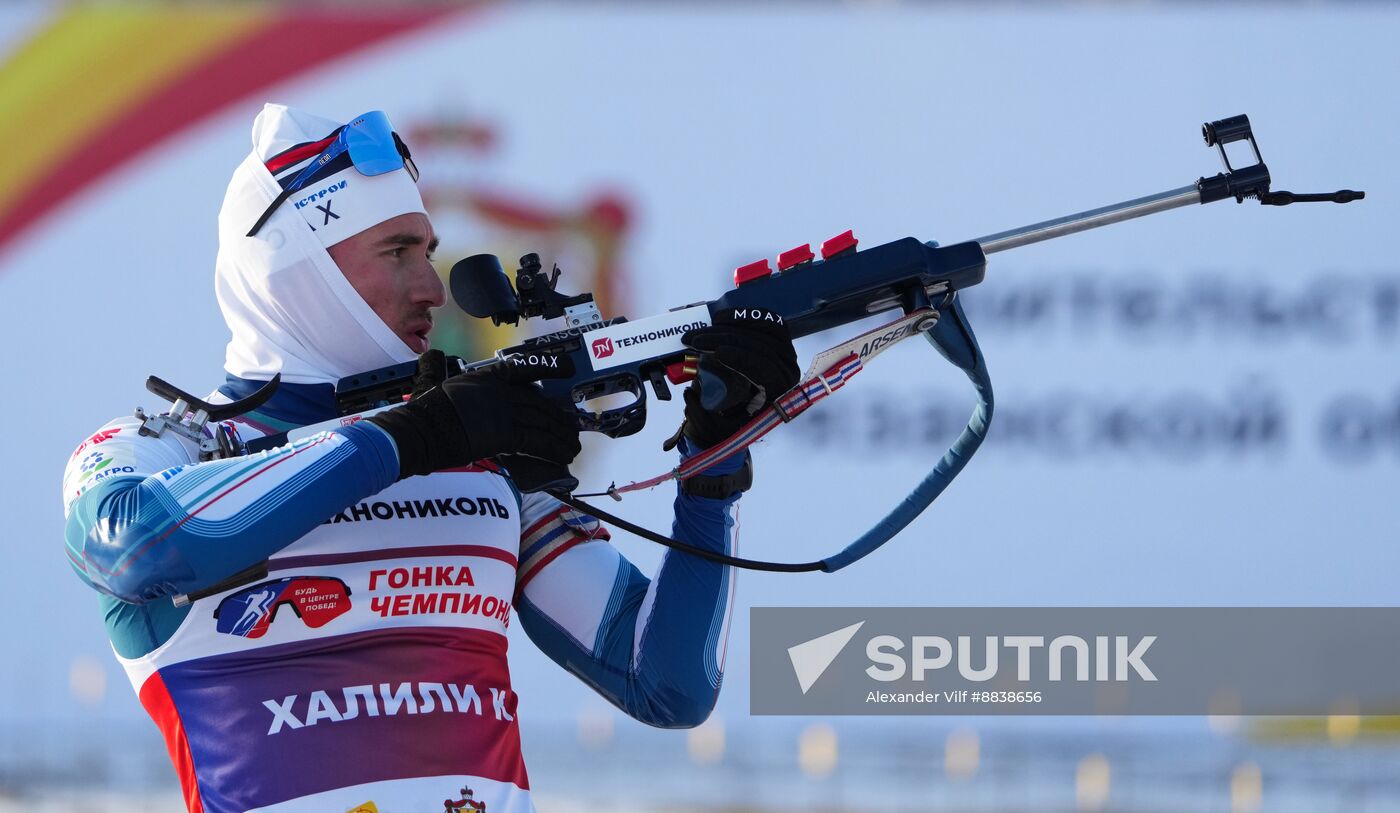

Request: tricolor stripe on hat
left=264, top=132, right=339, bottom=174
left=267, top=145, right=355, bottom=193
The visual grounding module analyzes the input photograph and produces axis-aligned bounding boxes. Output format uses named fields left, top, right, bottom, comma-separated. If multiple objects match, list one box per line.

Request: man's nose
left=417, top=258, right=446, bottom=308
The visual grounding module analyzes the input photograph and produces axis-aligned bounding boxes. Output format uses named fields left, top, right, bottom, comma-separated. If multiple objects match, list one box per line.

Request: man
left=61, top=105, right=798, bottom=813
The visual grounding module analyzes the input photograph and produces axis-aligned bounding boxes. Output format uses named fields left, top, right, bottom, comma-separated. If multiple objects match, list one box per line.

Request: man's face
left=328, top=212, right=445, bottom=354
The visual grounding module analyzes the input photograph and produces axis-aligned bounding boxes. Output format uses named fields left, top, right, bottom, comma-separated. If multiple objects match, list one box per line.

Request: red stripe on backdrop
left=139, top=672, right=205, bottom=813
left=0, top=6, right=461, bottom=255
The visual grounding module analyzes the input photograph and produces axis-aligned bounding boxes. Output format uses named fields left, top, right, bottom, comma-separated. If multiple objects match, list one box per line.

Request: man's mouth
left=405, top=319, right=433, bottom=352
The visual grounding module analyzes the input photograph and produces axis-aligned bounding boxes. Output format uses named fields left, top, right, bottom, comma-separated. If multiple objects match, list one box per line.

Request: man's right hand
left=366, top=352, right=581, bottom=480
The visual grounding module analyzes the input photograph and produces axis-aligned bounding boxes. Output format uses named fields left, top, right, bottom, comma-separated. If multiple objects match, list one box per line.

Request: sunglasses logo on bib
left=213, top=576, right=352, bottom=638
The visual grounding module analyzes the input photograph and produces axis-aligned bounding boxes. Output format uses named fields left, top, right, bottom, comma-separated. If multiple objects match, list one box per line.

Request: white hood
left=215, top=104, right=428, bottom=385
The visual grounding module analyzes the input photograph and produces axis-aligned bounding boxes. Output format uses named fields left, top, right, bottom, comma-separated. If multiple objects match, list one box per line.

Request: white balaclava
left=215, top=103, right=428, bottom=385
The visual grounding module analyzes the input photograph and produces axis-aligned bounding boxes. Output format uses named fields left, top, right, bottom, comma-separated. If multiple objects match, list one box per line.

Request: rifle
left=143, top=114, right=1362, bottom=581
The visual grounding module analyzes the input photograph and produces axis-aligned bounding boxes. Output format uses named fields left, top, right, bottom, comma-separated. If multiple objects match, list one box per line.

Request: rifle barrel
left=973, top=184, right=1201, bottom=255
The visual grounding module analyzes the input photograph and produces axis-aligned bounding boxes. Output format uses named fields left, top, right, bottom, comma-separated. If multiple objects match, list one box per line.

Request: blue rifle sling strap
left=820, top=293, right=992, bottom=572
left=559, top=293, right=993, bottom=574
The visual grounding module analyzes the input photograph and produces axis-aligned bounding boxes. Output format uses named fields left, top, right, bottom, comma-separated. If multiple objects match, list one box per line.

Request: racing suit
left=62, top=378, right=741, bottom=813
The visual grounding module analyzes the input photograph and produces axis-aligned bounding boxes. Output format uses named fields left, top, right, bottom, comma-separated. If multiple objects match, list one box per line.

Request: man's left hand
left=671, top=308, right=800, bottom=450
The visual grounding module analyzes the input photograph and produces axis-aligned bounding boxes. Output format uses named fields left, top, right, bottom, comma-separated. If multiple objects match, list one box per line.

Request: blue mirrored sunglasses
left=247, top=110, right=419, bottom=238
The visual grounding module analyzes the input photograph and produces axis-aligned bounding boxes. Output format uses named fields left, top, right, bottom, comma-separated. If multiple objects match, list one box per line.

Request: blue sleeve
left=516, top=439, right=744, bottom=728
left=64, top=422, right=399, bottom=604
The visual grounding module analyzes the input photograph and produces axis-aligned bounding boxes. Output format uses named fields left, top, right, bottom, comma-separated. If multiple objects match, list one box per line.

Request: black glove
left=367, top=351, right=581, bottom=480
left=668, top=307, right=800, bottom=450
left=408, top=349, right=456, bottom=400
left=492, top=350, right=584, bottom=493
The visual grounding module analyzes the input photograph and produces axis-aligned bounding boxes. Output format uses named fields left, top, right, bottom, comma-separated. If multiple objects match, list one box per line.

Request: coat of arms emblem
left=444, top=786, right=487, bottom=812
